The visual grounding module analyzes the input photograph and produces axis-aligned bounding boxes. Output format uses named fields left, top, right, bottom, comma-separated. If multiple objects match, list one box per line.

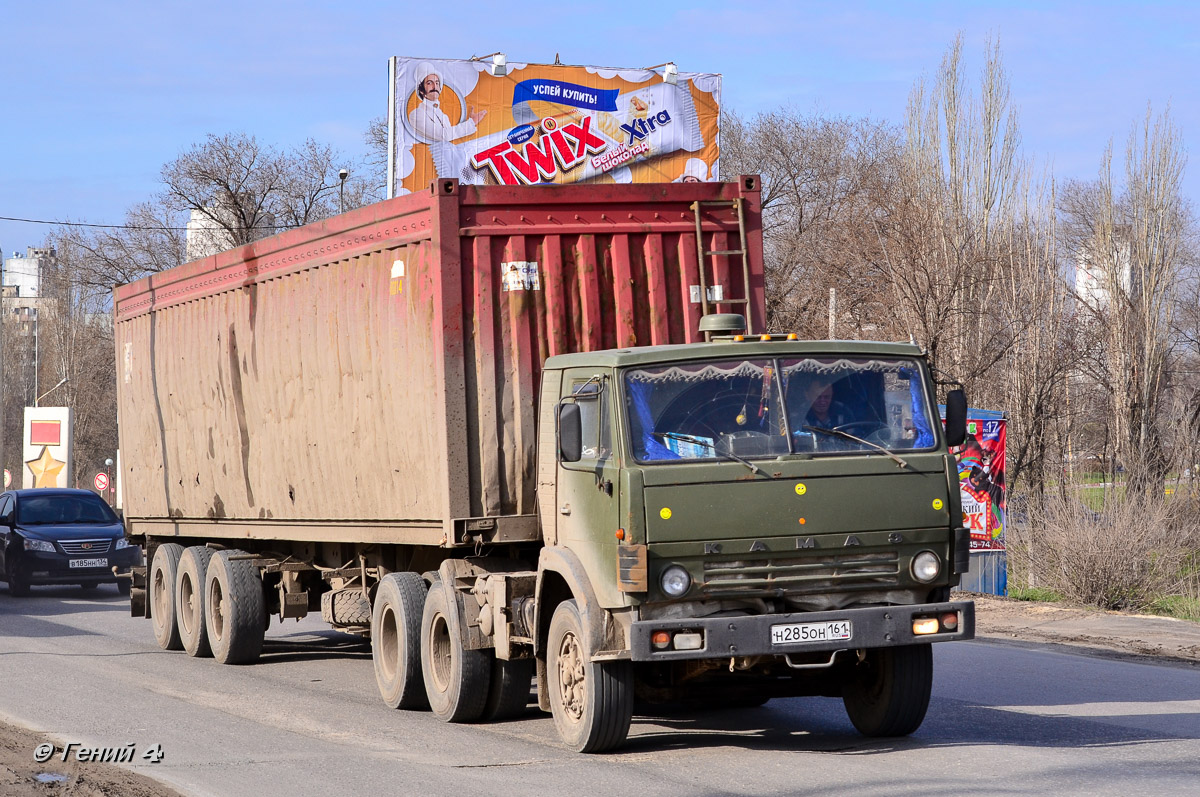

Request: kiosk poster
left=388, top=57, right=721, bottom=195
left=950, top=417, right=1007, bottom=550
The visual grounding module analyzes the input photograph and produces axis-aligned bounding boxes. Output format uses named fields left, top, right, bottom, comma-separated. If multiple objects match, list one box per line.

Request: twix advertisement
left=388, top=57, right=721, bottom=195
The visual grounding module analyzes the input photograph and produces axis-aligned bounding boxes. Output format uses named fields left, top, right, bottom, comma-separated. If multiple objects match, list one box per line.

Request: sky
left=1, top=0, right=1197, bottom=255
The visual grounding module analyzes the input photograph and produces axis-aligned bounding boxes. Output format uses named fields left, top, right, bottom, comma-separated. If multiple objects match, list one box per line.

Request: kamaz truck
left=117, top=177, right=974, bottom=752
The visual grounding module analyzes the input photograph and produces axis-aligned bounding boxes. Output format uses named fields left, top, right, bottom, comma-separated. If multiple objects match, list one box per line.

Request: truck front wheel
left=372, top=573, right=428, bottom=710
left=150, top=543, right=183, bottom=650
left=420, top=580, right=491, bottom=722
left=841, top=644, right=933, bottom=737
left=547, top=600, right=633, bottom=753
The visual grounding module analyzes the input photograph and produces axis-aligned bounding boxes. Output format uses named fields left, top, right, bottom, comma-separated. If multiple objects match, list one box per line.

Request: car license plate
left=770, top=620, right=852, bottom=645
left=69, top=557, right=108, bottom=569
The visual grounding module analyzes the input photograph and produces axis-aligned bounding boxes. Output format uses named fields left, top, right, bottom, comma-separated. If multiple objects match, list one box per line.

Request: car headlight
left=23, top=538, right=55, bottom=553
left=911, top=551, right=941, bottom=583
left=115, top=538, right=131, bottom=550
left=660, top=565, right=692, bottom=598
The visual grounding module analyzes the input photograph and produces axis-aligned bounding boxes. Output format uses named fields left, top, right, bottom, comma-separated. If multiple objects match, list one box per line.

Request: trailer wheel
left=176, top=546, right=214, bottom=658
left=482, top=655, right=534, bottom=721
left=547, top=600, right=633, bottom=753
left=204, top=550, right=266, bottom=665
left=842, top=644, right=933, bottom=737
left=150, top=543, right=183, bottom=650
left=372, top=573, right=429, bottom=710
left=420, top=580, right=490, bottom=722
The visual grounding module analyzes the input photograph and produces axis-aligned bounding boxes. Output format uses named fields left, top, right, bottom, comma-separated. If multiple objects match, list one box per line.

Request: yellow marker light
left=660, top=507, right=673, bottom=520
left=932, top=499, right=944, bottom=510
left=913, top=617, right=940, bottom=635
left=798, top=518, right=806, bottom=525
left=787, top=333, right=799, bottom=340
left=795, top=483, right=807, bottom=496
left=733, top=335, right=745, bottom=342
left=760, top=334, right=771, bottom=341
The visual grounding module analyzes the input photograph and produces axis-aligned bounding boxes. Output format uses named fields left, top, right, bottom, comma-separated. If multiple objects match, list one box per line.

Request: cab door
left=554, top=370, right=623, bottom=605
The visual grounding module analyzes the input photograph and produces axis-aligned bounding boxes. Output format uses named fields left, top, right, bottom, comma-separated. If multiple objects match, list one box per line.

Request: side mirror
left=557, top=402, right=583, bottom=462
left=944, top=389, right=968, bottom=447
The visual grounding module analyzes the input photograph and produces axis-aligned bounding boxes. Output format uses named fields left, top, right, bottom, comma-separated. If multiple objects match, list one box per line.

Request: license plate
left=770, top=620, right=852, bottom=645
left=69, top=557, right=108, bottom=569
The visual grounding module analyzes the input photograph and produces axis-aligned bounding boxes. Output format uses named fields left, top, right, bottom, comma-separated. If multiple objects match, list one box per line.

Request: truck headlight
left=911, top=551, right=941, bottom=583
left=660, top=565, right=692, bottom=597
left=23, top=538, right=55, bottom=553
left=115, top=538, right=131, bottom=550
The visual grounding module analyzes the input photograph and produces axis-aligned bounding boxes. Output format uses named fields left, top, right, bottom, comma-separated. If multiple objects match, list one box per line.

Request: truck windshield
left=625, top=356, right=938, bottom=463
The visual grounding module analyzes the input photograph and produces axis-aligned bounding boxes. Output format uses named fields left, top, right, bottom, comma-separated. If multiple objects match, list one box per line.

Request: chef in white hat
left=673, top=157, right=708, bottom=183
left=408, top=61, right=486, bottom=143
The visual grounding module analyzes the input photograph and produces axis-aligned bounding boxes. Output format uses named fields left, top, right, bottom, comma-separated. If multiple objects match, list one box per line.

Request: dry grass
left=1007, top=492, right=1200, bottom=613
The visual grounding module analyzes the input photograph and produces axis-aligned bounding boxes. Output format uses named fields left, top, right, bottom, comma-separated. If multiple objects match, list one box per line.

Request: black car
left=0, top=489, right=142, bottom=596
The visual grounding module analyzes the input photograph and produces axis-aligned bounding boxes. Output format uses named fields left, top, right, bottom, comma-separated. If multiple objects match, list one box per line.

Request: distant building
left=1074, top=236, right=1132, bottom=313
left=185, top=206, right=275, bottom=262
left=2, top=246, right=53, bottom=299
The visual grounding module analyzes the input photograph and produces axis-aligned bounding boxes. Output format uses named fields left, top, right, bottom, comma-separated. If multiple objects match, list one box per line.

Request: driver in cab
left=801, top=378, right=850, bottom=429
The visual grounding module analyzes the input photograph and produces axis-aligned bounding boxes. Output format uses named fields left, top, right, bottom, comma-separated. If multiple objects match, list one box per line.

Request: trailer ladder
left=691, top=197, right=754, bottom=338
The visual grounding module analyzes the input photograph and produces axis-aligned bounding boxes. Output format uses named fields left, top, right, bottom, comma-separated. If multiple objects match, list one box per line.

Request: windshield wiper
left=654, top=432, right=771, bottom=478
left=801, top=425, right=910, bottom=469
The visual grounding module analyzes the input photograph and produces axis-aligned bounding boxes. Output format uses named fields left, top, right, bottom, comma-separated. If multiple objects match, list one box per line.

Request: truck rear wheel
left=176, top=546, right=214, bottom=658
left=204, top=550, right=266, bottom=665
left=482, top=655, right=534, bottom=721
left=150, top=543, right=183, bottom=651
left=842, top=644, right=933, bottom=737
left=547, top=600, right=633, bottom=753
left=372, top=573, right=428, bottom=710
left=420, top=580, right=491, bottom=722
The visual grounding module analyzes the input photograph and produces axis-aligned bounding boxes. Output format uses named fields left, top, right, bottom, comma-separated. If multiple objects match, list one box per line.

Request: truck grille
left=59, top=539, right=112, bottom=555
left=701, top=551, right=899, bottom=598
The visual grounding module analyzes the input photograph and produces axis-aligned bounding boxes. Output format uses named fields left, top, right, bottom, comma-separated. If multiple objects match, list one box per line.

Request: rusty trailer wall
left=113, top=178, right=765, bottom=545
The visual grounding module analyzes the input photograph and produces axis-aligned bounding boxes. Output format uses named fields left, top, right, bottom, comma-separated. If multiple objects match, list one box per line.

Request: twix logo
left=471, top=116, right=607, bottom=186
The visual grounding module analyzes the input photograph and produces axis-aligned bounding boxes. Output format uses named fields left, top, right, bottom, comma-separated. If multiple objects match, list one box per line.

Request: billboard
left=951, top=416, right=1006, bottom=551
left=388, top=57, right=721, bottom=196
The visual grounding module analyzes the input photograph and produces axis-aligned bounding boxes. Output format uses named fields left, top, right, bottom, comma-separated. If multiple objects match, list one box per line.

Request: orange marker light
left=787, top=333, right=799, bottom=340
left=615, top=528, right=626, bottom=541
left=651, top=631, right=672, bottom=649
left=733, top=335, right=745, bottom=342
left=798, top=518, right=806, bottom=525
left=760, top=334, right=771, bottom=341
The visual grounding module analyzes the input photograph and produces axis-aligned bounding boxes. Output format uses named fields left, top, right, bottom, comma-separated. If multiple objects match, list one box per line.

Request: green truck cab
left=538, top=325, right=974, bottom=750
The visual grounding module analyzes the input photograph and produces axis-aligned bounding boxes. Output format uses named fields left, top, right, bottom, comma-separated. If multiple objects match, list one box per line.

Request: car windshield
left=625, top=356, right=938, bottom=463
left=17, top=494, right=119, bottom=525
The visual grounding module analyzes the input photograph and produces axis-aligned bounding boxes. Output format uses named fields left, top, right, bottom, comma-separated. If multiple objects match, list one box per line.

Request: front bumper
left=16, top=546, right=143, bottom=586
left=630, top=600, right=974, bottom=661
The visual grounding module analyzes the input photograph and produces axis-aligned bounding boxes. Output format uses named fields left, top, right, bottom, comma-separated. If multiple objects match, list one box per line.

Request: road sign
left=2, top=469, right=9, bottom=488
left=94, top=472, right=110, bottom=492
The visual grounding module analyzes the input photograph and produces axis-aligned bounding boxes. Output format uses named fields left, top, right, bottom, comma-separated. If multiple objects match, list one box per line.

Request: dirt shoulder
left=0, top=719, right=184, bottom=797
left=968, top=592, right=1200, bottom=668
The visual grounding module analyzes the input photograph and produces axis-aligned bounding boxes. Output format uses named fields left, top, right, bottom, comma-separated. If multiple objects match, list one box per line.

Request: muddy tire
left=176, top=546, right=214, bottom=658
left=372, top=573, right=428, bottom=710
left=547, top=600, right=633, bottom=753
left=204, top=550, right=265, bottom=665
left=420, top=580, right=491, bottom=722
left=150, top=543, right=183, bottom=650
left=325, top=588, right=372, bottom=627
left=482, top=655, right=534, bottom=721
left=842, top=644, right=933, bottom=737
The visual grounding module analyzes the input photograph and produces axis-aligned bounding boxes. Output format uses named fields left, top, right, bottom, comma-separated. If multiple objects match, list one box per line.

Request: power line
left=0, top=214, right=284, bottom=232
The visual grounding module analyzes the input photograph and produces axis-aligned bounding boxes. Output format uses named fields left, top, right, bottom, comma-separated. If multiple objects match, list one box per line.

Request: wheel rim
left=429, top=612, right=452, bottom=692
left=378, top=605, right=398, bottom=681
left=556, top=629, right=586, bottom=722
left=153, top=567, right=169, bottom=625
left=209, top=577, right=226, bottom=642
left=180, top=573, right=197, bottom=634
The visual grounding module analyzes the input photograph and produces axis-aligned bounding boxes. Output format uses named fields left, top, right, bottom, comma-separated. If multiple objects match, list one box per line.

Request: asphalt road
left=2, top=585, right=1199, bottom=797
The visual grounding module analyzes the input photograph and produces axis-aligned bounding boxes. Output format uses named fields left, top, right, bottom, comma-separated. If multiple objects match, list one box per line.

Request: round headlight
left=911, top=551, right=941, bottom=583
left=660, top=565, right=692, bottom=597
